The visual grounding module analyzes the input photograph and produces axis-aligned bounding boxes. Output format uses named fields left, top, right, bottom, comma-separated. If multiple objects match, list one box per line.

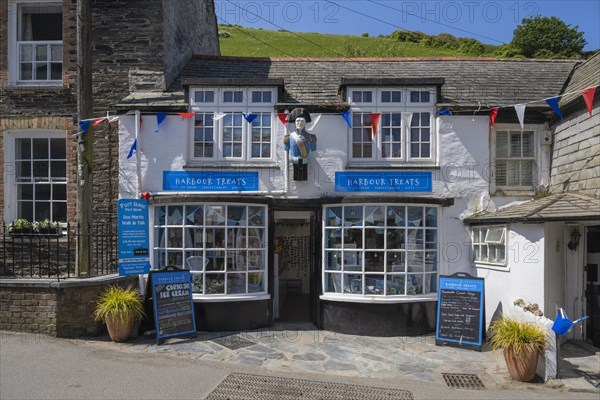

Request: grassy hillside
left=218, top=25, right=501, bottom=58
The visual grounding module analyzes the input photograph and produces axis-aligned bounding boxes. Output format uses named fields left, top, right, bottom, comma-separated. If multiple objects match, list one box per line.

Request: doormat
left=206, top=373, right=414, bottom=400
left=442, top=373, right=486, bottom=390
left=211, top=334, right=256, bottom=350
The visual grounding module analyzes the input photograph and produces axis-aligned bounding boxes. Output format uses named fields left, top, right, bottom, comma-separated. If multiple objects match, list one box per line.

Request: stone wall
left=0, top=275, right=137, bottom=337
left=550, top=101, right=600, bottom=197
left=1, top=0, right=220, bottom=225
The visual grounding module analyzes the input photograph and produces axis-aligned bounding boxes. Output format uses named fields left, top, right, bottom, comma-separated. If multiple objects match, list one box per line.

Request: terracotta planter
left=105, top=315, right=134, bottom=342
left=503, top=344, right=540, bottom=382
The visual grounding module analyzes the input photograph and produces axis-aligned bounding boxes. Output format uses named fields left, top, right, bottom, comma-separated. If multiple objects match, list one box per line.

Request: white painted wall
left=476, top=224, right=545, bottom=326
left=119, top=114, right=496, bottom=199
left=544, top=222, right=566, bottom=319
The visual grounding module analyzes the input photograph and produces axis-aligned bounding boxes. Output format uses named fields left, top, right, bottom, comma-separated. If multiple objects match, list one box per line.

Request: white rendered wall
left=476, top=224, right=545, bottom=326
left=544, top=222, right=566, bottom=319
left=119, top=114, right=493, bottom=199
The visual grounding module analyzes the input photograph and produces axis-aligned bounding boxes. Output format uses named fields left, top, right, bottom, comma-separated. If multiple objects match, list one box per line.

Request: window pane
left=227, top=274, right=246, bottom=294
left=18, top=184, right=33, bottom=200
left=34, top=202, right=51, bottom=221
left=410, top=91, right=419, bottom=102
left=35, top=44, right=47, bottom=61
left=365, top=275, right=384, bottom=295
left=20, top=44, right=33, bottom=61
left=365, top=229, right=384, bottom=249
left=510, top=133, right=522, bottom=157
left=365, top=252, right=384, bottom=272
left=407, top=207, right=423, bottom=227
left=364, top=206, right=384, bottom=227
left=248, top=206, right=264, bottom=226
left=18, top=201, right=33, bottom=221
left=522, top=132, right=534, bottom=157
left=496, top=132, right=509, bottom=157
left=52, top=202, right=66, bottom=221
left=387, top=206, right=405, bottom=226
left=20, top=63, right=33, bottom=80
left=325, top=229, right=342, bottom=248
left=50, top=161, right=66, bottom=179
left=325, top=207, right=342, bottom=226
left=33, top=161, right=48, bottom=180
left=50, top=138, right=66, bottom=158
left=522, top=160, right=534, bottom=185
left=53, top=184, right=66, bottom=200
left=167, top=206, right=184, bottom=225
left=325, top=273, right=342, bottom=293
left=325, top=251, right=342, bottom=270
left=34, top=63, right=47, bottom=80
left=386, top=275, right=405, bottom=295
left=387, top=229, right=405, bottom=249
left=381, top=91, right=390, bottom=102
left=392, top=91, right=401, bottom=102
left=407, top=274, right=423, bottom=295
left=344, top=206, right=363, bottom=226
left=32, top=139, right=48, bottom=159
left=386, top=252, right=405, bottom=272
left=35, top=184, right=51, bottom=200
left=345, top=274, right=363, bottom=294
left=206, top=274, right=225, bottom=294
left=16, top=161, right=31, bottom=181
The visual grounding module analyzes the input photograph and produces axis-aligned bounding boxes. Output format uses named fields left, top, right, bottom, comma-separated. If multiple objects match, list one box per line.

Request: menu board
left=436, top=274, right=485, bottom=351
left=150, top=268, right=196, bottom=342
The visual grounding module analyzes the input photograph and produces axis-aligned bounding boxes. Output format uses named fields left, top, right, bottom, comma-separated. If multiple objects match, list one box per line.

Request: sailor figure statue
left=283, top=108, right=317, bottom=181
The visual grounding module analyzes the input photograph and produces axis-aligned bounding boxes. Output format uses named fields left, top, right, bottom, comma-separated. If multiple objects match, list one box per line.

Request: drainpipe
left=134, top=109, right=142, bottom=197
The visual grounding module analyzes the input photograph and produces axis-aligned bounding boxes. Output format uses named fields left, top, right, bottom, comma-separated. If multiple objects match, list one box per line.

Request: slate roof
left=463, top=193, right=600, bottom=225
left=174, top=56, right=577, bottom=108
left=560, top=52, right=600, bottom=107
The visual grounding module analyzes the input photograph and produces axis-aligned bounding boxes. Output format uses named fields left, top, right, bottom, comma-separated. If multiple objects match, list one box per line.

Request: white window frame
left=7, top=0, right=63, bottom=86
left=347, top=87, right=437, bottom=166
left=3, top=129, right=67, bottom=223
left=321, top=204, right=439, bottom=302
left=188, top=87, right=276, bottom=163
left=491, top=124, right=541, bottom=193
left=151, top=203, right=269, bottom=301
left=472, top=226, right=508, bottom=268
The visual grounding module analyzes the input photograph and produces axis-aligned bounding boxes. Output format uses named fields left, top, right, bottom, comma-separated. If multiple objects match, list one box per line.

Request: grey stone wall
left=1, top=0, right=220, bottom=225
left=0, top=276, right=137, bottom=337
left=550, top=102, right=600, bottom=197
left=162, top=0, right=220, bottom=89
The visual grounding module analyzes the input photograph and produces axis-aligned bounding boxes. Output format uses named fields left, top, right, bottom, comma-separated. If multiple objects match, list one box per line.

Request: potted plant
left=93, top=285, right=144, bottom=342
left=490, top=315, right=547, bottom=382
left=33, top=219, right=61, bottom=235
left=8, top=218, right=32, bottom=235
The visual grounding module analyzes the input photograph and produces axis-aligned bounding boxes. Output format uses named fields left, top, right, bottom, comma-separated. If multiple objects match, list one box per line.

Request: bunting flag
left=489, top=108, right=499, bottom=127
left=545, top=97, right=563, bottom=120
left=514, top=104, right=526, bottom=130
left=368, top=113, right=381, bottom=137
left=213, top=112, right=226, bottom=121
left=340, top=110, right=352, bottom=128
left=277, top=113, right=289, bottom=125
left=243, top=113, right=258, bottom=123
left=92, top=117, right=107, bottom=127
left=79, top=120, right=91, bottom=133
left=177, top=112, right=196, bottom=119
left=108, top=116, right=119, bottom=123
left=438, top=109, right=452, bottom=116
left=401, top=112, right=413, bottom=130
left=127, top=139, right=137, bottom=159
left=155, top=112, right=168, bottom=133
left=582, top=87, right=596, bottom=117
left=306, top=114, right=322, bottom=132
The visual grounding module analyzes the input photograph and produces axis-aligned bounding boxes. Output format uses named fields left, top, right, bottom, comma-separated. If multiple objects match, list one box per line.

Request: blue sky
left=215, top=0, right=599, bottom=50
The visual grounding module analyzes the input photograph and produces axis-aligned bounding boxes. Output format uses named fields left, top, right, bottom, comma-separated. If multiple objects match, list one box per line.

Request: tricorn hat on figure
left=288, top=108, right=311, bottom=123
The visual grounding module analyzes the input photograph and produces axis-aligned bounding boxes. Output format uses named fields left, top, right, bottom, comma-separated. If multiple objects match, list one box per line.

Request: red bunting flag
left=369, top=113, right=381, bottom=138
left=581, top=87, right=596, bottom=117
left=489, top=108, right=499, bottom=128
left=92, top=117, right=107, bottom=127
left=277, top=113, right=289, bottom=125
left=177, top=112, right=196, bottom=119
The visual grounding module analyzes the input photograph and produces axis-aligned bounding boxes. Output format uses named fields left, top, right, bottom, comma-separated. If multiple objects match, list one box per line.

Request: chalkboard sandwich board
left=149, top=266, right=197, bottom=344
left=436, top=273, right=485, bottom=351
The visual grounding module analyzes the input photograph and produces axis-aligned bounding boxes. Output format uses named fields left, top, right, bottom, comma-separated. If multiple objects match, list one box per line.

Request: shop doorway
left=585, top=226, right=600, bottom=347
left=273, top=211, right=317, bottom=323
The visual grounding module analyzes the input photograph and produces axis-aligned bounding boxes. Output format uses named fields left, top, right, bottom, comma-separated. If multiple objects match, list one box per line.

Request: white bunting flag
left=213, top=112, right=226, bottom=121
left=514, top=104, right=526, bottom=130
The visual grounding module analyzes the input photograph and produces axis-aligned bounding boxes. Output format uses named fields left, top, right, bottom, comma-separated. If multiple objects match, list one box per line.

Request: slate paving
left=81, top=322, right=599, bottom=393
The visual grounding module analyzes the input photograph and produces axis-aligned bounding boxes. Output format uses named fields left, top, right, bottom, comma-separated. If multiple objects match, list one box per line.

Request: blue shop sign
left=335, top=171, right=432, bottom=192
left=163, top=171, right=259, bottom=191
left=118, top=199, right=151, bottom=276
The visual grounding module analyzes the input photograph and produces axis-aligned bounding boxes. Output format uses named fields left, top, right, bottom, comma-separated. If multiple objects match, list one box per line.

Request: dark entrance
left=585, top=226, right=600, bottom=347
left=273, top=210, right=319, bottom=323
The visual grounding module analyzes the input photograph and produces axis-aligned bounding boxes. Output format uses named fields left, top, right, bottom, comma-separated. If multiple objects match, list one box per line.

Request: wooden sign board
left=149, top=267, right=196, bottom=343
left=436, top=273, right=485, bottom=351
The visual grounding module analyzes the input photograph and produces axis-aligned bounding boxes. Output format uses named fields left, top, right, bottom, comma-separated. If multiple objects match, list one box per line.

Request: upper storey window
left=9, top=1, right=63, bottom=85
left=189, top=87, right=276, bottom=163
left=347, top=87, right=436, bottom=165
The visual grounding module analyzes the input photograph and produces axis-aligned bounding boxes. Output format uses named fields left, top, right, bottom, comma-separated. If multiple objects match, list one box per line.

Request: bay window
left=153, top=204, right=268, bottom=297
left=323, top=204, right=438, bottom=297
